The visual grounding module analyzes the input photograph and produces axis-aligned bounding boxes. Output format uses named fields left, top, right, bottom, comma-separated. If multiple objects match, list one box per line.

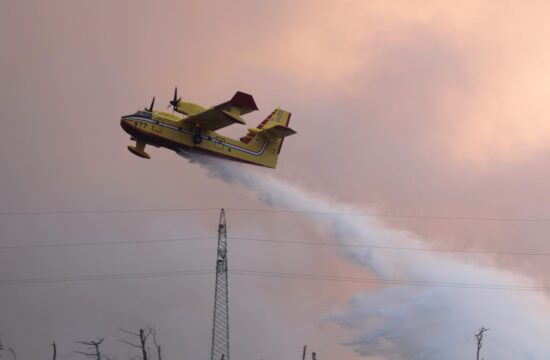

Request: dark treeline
left=0, top=330, right=488, bottom=359
left=0, top=334, right=323, bottom=360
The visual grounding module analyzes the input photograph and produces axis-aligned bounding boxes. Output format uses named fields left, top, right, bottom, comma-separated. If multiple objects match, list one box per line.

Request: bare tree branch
left=152, top=331, right=162, bottom=360
left=0, top=337, right=16, bottom=360
left=120, top=329, right=140, bottom=337
left=119, top=328, right=151, bottom=360
left=76, top=352, right=97, bottom=357
left=139, top=329, right=149, bottom=360
left=75, top=338, right=105, bottom=360
left=475, top=327, right=490, bottom=360
left=118, top=340, right=141, bottom=349
left=76, top=342, right=93, bottom=346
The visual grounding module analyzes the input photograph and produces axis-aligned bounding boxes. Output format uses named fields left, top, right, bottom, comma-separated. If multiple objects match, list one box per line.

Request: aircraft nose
left=120, top=116, right=132, bottom=126
left=120, top=116, right=133, bottom=131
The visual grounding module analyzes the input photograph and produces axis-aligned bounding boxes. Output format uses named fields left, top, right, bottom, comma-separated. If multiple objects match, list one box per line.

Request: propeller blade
left=169, top=87, right=181, bottom=109
left=147, top=96, right=155, bottom=112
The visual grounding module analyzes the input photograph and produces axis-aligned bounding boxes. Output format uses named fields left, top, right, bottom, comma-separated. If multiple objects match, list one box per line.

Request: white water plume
left=181, top=151, right=550, bottom=359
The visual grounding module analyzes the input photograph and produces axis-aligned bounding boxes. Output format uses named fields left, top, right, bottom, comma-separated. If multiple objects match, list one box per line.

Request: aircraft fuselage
left=120, top=110, right=276, bottom=167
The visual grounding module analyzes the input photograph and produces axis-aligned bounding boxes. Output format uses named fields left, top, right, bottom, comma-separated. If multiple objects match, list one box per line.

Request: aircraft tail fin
left=240, top=108, right=295, bottom=151
left=240, top=108, right=296, bottom=168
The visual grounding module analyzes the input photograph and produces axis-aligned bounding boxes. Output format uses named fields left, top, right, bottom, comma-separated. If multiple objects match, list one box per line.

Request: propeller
left=168, top=87, right=181, bottom=111
left=145, top=96, right=155, bottom=112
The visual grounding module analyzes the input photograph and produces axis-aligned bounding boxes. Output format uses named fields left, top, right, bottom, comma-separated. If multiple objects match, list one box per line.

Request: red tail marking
left=239, top=110, right=277, bottom=143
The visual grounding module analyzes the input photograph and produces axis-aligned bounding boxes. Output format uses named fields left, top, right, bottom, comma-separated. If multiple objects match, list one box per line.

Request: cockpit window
left=135, top=111, right=153, bottom=119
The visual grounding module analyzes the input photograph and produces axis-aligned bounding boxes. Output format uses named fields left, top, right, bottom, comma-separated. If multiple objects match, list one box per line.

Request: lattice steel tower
left=210, top=209, right=229, bottom=360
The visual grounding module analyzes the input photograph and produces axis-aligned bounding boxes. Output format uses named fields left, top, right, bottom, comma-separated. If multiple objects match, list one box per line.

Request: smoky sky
left=1, top=1, right=550, bottom=359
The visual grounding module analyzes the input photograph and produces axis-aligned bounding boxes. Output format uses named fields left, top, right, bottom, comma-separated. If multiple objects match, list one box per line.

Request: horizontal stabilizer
left=248, top=124, right=296, bottom=139
left=240, top=108, right=295, bottom=144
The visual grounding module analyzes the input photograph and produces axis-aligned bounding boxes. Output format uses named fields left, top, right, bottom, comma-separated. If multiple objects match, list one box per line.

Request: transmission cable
left=0, top=268, right=548, bottom=292
left=0, top=269, right=214, bottom=285
left=1, top=206, right=550, bottom=223
left=2, top=236, right=549, bottom=258
left=0, top=236, right=215, bottom=250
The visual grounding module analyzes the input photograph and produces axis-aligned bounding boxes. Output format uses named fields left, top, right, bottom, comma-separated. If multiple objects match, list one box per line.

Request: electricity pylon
left=211, top=209, right=229, bottom=360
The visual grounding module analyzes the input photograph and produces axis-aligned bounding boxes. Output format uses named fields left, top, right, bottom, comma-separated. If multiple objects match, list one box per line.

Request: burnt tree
left=76, top=338, right=105, bottom=360
left=152, top=331, right=163, bottom=360
left=475, top=327, right=490, bottom=360
left=120, top=328, right=152, bottom=360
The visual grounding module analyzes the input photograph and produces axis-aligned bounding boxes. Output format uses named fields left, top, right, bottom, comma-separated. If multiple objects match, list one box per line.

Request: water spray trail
left=181, top=151, right=550, bottom=359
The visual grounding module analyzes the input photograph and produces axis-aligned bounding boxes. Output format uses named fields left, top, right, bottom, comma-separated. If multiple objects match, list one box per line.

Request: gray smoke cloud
left=180, top=151, right=550, bottom=359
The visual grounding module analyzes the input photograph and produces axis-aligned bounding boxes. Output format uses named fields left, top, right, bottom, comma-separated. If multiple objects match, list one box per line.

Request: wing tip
left=231, top=91, right=259, bottom=113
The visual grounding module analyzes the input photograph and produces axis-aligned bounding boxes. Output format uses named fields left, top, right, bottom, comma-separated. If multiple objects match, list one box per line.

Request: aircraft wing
left=182, top=91, right=258, bottom=131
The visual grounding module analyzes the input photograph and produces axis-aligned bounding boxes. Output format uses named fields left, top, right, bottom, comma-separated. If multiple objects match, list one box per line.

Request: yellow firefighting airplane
left=120, top=89, right=296, bottom=169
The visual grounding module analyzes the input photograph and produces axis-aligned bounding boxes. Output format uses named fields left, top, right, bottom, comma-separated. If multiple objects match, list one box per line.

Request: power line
left=230, top=269, right=550, bottom=292
left=0, top=268, right=548, bottom=292
left=0, top=208, right=220, bottom=216
left=2, top=236, right=549, bottom=258
left=0, top=269, right=214, bottom=285
left=0, top=237, right=215, bottom=250
left=230, top=237, right=550, bottom=257
left=228, top=208, right=550, bottom=223
left=1, top=206, right=550, bottom=223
